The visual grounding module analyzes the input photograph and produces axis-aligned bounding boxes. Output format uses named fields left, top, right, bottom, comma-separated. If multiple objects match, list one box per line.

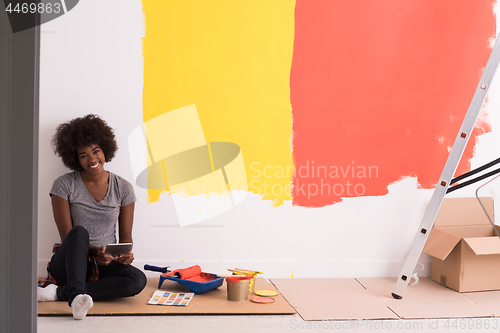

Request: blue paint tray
left=159, top=272, right=224, bottom=294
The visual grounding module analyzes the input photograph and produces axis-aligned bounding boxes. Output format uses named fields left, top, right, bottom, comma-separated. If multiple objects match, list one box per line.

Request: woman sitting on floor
left=38, top=114, right=147, bottom=320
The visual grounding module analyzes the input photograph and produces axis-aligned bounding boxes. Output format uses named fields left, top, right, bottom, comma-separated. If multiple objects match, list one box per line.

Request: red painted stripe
left=291, top=0, right=495, bottom=206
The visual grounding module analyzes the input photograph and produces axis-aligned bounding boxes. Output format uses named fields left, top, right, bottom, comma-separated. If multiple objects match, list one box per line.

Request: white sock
left=37, top=284, right=58, bottom=302
left=71, top=294, right=93, bottom=320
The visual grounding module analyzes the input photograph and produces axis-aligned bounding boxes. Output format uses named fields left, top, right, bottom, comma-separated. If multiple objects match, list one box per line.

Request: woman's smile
left=78, top=144, right=105, bottom=175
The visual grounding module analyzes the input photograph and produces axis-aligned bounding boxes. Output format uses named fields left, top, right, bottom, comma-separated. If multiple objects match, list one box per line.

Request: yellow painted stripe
left=142, top=1, right=296, bottom=204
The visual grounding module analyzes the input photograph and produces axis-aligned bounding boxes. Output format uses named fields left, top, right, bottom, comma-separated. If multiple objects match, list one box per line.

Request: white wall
left=38, top=0, right=500, bottom=281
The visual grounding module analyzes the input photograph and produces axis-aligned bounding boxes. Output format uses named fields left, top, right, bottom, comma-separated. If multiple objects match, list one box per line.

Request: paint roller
left=144, top=264, right=203, bottom=279
left=170, top=265, right=202, bottom=280
left=144, top=264, right=170, bottom=274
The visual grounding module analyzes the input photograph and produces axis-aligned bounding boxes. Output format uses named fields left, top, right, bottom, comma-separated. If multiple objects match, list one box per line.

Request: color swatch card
left=148, top=290, right=194, bottom=306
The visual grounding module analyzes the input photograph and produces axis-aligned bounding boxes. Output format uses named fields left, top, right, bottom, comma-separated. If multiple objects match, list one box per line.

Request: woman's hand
left=113, top=252, right=134, bottom=265
left=95, top=246, right=114, bottom=266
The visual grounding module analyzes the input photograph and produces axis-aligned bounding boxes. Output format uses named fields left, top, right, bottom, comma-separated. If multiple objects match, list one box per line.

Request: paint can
left=232, top=272, right=257, bottom=294
left=247, top=273, right=257, bottom=294
left=226, top=276, right=252, bottom=301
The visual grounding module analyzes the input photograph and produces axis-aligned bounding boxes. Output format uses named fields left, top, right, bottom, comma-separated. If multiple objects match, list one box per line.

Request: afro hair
left=51, top=114, right=118, bottom=170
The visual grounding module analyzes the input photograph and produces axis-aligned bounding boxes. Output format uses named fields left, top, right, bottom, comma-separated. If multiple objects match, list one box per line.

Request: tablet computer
left=105, top=243, right=133, bottom=256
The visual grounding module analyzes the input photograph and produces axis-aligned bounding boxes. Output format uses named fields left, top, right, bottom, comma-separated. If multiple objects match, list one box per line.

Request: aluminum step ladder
left=391, top=36, right=500, bottom=299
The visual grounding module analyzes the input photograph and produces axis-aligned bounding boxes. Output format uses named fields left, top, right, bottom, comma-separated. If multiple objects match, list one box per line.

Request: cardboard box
left=423, top=197, right=500, bottom=292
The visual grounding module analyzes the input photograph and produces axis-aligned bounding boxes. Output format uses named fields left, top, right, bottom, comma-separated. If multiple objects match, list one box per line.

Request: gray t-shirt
left=50, top=171, right=137, bottom=246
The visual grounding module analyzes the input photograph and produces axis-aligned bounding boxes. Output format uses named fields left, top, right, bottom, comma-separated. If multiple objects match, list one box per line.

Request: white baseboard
left=38, top=259, right=432, bottom=280
left=81, top=259, right=432, bottom=279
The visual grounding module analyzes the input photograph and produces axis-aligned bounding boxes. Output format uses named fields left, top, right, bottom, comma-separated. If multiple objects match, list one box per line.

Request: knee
left=65, top=225, right=89, bottom=244
left=69, top=225, right=89, bottom=239
left=134, top=269, right=147, bottom=295
left=126, top=269, right=147, bottom=296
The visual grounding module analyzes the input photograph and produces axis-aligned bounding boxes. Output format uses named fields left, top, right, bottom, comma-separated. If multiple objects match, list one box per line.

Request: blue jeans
left=49, top=225, right=147, bottom=306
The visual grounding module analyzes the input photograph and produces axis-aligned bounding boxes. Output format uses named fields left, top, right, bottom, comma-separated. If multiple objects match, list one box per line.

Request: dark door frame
left=0, top=6, right=40, bottom=333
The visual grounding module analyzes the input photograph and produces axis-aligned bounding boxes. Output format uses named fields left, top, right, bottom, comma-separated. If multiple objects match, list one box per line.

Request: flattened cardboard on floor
left=38, top=278, right=295, bottom=316
left=357, top=278, right=492, bottom=319
left=423, top=197, right=500, bottom=292
left=270, top=278, right=398, bottom=321
left=464, top=290, right=500, bottom=317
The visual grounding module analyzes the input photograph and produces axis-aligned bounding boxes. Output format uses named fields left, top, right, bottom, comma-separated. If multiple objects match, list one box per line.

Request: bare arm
left=51, top=195, right=113, bottom=265
left=114, top=202, right=135, bottom=265
left=51, top=195, right=73, bottom=242
left=118, top=202, right=134, bottom=243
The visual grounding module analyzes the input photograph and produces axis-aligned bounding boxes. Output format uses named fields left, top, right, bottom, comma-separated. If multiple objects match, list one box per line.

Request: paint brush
left=236, top=268, right=264, bottom=274
left=227, top=269, right=248, bottom=274
left=229, top=268, right=264, bottom=275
